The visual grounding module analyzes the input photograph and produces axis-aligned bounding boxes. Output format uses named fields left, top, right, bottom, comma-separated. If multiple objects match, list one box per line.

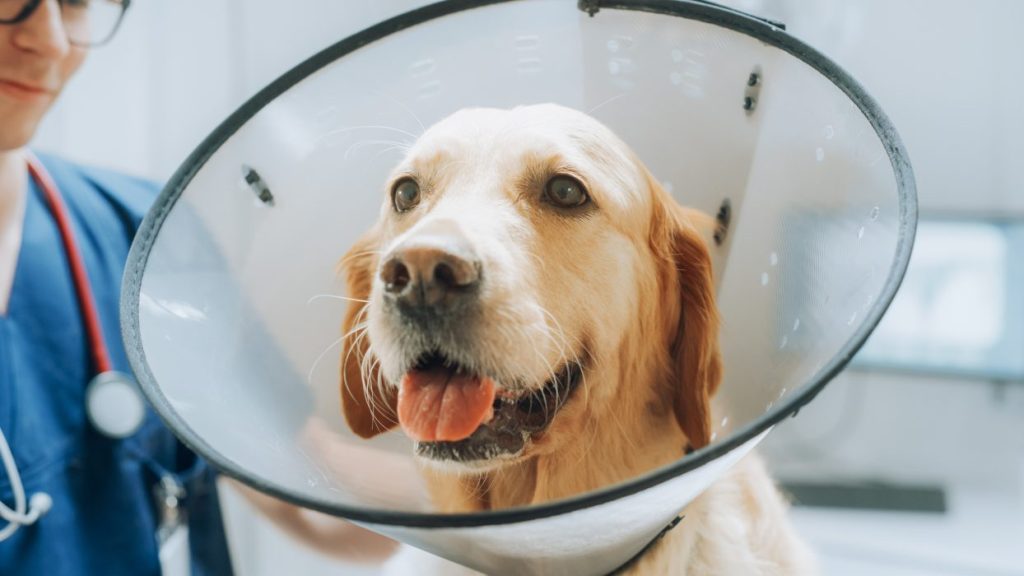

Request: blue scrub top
left=0, top=154, right=234, bottom=575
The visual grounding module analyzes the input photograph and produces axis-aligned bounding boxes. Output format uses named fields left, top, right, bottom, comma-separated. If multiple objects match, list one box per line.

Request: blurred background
left=33, top=1, right=1024, bottom=575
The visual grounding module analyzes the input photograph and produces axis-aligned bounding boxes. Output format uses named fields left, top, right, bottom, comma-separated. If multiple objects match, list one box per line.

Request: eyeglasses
left=0, top=0, right=131, bottom=47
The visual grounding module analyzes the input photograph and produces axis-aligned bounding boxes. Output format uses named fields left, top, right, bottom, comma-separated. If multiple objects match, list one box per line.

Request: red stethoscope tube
left=0, top=154, right=145, bottom=540
left=24, top=152, right=144, bottom=440
left=25, top=152, right=113, bottom=375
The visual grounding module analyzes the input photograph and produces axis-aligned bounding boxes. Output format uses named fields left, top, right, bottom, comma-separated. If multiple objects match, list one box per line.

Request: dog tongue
left=398, top=370, right=496, bottom=442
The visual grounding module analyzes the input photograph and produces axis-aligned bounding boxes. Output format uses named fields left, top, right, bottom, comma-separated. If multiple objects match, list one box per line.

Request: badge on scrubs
left=156, top=474, right=191, bottom=576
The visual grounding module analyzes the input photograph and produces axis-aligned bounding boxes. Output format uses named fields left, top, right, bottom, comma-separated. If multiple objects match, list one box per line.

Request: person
left=0, top=1, right=397, bottom=574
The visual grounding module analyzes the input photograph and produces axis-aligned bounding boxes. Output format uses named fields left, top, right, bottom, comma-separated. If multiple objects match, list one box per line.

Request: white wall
left=34, top=1, right=1024, bottom=574
left=36, top=0, right=431, bottom=180
left=731, top=0, right=1024, bottom=216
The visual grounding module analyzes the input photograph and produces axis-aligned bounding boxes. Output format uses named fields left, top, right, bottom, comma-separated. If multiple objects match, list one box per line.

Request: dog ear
left=338, top=227, right=399, bottom=439
left=647, top=172, right=722, bottom=450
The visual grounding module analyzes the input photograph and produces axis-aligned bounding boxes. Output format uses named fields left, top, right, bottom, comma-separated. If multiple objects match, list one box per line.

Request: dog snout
left=380, top=233, right=481, bottom=312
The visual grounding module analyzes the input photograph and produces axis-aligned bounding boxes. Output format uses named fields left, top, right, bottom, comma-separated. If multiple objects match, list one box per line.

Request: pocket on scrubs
left=123, top=413, right=236, bottom=576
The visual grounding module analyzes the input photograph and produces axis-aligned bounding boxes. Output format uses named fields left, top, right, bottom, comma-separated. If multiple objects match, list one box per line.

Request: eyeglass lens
left=0, top=0, right=127, bottom=47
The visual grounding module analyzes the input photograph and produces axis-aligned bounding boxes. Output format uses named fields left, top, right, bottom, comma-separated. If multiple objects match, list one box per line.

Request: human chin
left=0, top=106, right=46, bottom=151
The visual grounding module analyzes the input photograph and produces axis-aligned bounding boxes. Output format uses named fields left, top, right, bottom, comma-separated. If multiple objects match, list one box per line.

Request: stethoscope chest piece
left=85, top=371, right=145, bottom=439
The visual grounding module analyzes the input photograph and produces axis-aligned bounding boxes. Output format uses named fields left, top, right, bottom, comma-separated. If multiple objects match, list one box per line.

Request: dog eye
left=392, top=178, right=421, bottom=212
left=544, top=176, right=589, bottom=208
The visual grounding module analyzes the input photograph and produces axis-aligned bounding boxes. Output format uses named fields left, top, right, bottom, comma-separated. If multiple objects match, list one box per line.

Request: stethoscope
left=0, top=152, right=147, bottom=541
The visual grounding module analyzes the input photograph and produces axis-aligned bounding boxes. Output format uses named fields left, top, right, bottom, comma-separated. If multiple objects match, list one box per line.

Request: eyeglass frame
left=0, top=0, right=132, bottom=47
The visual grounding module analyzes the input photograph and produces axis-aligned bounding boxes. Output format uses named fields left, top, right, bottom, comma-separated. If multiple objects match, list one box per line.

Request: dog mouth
left=398, top=351, right=584, bottom=464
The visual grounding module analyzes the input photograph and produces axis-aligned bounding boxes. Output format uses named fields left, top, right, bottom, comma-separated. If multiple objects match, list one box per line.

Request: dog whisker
left=535, top=304, right=578, bottom=365
left=344, top=139, right=413, bottom=161
left=339, top=248, right=384, bottom=260
left=350, top=307, right=387, bottom=418
left=335, top=249, right=384, bottom=277
left=307, top=293, right=369, bottom=305
left=373, top=145, right=413, bottom=161
left=527, top=323, right=559, bottom=391
left=367, top=357, right=391, bottom=432
left=467, top=474, right=488, bottom=504
left=370, top=90, right=426, bottom=135
left=587, top=92, right=628, bottom=115
left=340, top=340, right=364, bottom=406
left=318, top=124, right=421, bottom=142
left=309, top=335, right=345, bottom=386
left=533, top=304, right=590, bottom=414
left=341, top=333, right=369, bottom=394
left=341, top=307, right=371, bottom=400
left=354, top=327, right=395, bottom=433
left=350, top=313, right=383, bottom=416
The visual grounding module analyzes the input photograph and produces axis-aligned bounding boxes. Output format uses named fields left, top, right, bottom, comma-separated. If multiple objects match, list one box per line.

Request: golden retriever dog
left=338, top=104, right=815, bottom=574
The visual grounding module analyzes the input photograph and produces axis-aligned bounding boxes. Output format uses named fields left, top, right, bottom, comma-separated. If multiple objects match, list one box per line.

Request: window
left=853, top=218, right=1024, bottom=381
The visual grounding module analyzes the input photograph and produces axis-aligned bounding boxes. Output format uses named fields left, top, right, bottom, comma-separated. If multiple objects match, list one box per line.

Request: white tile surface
left=791, top=488, right=1024, bottom=576
left=219, top=479, right=1024, bottom=575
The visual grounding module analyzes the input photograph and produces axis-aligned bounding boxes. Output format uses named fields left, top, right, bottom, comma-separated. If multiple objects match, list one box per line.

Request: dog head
left=339, top=104, right=720, bottom=473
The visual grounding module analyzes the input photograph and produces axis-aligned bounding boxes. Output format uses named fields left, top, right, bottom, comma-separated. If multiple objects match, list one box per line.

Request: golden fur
left=338, top=104, right=815, bottom=574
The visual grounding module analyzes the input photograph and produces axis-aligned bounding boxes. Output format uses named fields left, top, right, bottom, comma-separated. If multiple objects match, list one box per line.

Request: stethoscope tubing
left=0, top=154, right=141, bottom=541
left=26, top=152, right=113, bottom=375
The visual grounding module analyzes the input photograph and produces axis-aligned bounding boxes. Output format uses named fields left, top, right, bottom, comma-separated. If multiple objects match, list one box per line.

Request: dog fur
left=338, top=104, right=815, bottom=575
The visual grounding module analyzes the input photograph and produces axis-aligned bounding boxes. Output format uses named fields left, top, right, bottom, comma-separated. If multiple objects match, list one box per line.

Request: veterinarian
left=0, top=1, right=396, bottom=574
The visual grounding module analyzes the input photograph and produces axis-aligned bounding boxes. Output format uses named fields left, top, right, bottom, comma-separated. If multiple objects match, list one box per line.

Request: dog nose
left=380, top=235, right=480, bottom=311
